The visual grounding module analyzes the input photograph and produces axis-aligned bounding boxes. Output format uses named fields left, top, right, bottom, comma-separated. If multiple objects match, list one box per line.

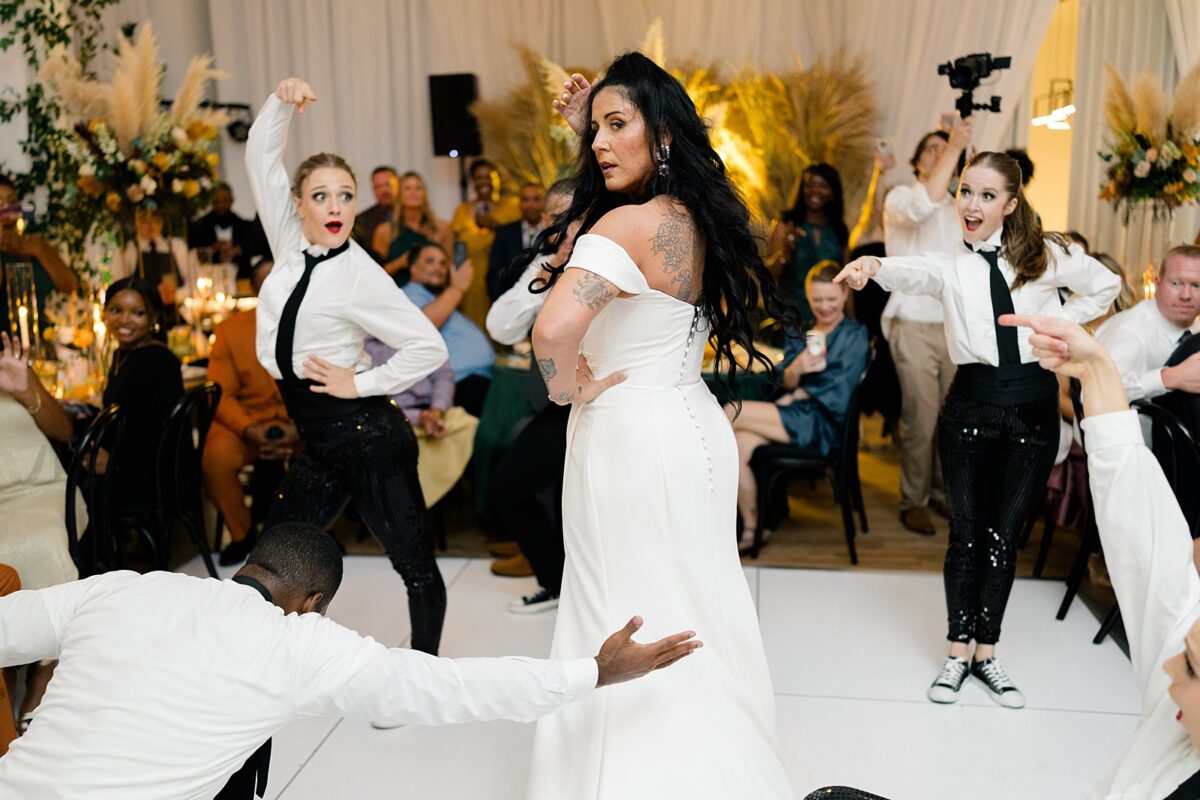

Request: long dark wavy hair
left=781, top=162, right=849, bottom=249
left=530, top=52, right=798, bottom=402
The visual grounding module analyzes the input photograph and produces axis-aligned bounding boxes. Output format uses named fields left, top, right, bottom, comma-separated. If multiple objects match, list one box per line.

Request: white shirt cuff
left=353, top=370, right=379, bottom=398
left=1141, top=367, right=1167, bottom=398
left=561, top=657, right=599, bottom=697
left=1080, top=409, right=1142, bottom=450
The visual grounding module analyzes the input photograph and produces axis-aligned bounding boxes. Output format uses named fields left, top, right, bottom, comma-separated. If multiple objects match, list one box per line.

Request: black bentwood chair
left=64, top=404, right=126, bottom=577
left=114, top=382, right=222, bottom=577
left=748, top=352, right=873, bottom=564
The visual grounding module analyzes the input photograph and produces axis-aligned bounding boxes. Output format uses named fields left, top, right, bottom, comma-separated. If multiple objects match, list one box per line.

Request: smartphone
left=453, top=241, right=468, bottom=267
left=940, top=112, right=956, bottom=131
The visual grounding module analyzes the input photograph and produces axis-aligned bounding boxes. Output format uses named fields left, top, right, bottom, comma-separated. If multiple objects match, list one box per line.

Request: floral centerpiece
left=1099, top=62, right=1200, bottom=222
left=39, top=22, right=228, bottom=242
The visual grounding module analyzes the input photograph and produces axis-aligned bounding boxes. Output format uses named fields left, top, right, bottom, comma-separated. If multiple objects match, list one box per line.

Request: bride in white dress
left=527, top=53, right=795, bottom=799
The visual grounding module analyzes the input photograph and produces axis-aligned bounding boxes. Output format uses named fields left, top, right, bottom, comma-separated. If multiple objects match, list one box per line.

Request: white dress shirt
left=1095, top=298, right=1190, bottom=401
left=880, top=181, right=961, bottom=331
left=245, top=94, right=447, bottom=398
left=0, top=570, right=597, bottom=799
left=873, top=228, right=1121, bottom=366
left=1082, top=410, right=1200, bottom=799
left=485, top=254, right=551, bottom=345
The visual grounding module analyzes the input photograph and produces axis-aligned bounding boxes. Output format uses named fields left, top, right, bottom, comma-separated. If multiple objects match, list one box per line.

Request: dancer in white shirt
left=837, top=151, right=1119, bottom=708
left=246, top=78, right=449, bottom=655
left=0, top=524, right=701, bottom=800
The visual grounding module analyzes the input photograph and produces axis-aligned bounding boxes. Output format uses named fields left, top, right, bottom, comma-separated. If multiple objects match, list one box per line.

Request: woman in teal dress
left=767, top=163, right=849, bottom=325
left=370, top=171, right=453, bottom=286
left=727, top=261, right=869, bottom=550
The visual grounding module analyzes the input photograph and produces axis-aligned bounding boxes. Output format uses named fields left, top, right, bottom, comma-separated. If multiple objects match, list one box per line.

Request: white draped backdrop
left=3, top=0, right=1199, bottom=261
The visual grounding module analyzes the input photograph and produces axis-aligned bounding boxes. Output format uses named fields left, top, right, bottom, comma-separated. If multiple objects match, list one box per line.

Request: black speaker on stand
left=429, top=73, right=483, bottom=203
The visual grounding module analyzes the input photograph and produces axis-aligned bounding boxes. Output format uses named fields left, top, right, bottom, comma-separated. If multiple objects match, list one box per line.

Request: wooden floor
left=338, top=414, right=1083, bottom=580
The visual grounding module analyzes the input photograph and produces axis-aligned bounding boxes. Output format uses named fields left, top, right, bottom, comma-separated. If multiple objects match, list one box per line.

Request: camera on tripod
left=938, top=53, right=1011, bottom=118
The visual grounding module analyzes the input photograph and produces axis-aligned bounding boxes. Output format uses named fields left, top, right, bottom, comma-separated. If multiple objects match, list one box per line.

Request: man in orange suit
left=202, top=259, right=300, bottom=566
left=0, top=564, right=19, bottom=754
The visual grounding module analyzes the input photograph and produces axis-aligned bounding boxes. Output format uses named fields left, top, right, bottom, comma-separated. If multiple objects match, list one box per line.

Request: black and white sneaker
left=508, top=588, right=559, bottom=615
left=971, top=657, right=1025, bottom=708
left=927, top=655, right=970, bottom=704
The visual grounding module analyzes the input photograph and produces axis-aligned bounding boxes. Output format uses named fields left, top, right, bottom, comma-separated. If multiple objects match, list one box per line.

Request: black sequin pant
left=265, top=400, right=446, bottom=654
left=937, top=390, right=1058, bottom=645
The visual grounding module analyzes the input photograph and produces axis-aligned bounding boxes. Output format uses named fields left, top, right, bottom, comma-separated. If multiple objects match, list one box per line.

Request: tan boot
left=491, top=553, right=533, bottom=577
left=488, top=540, right=521, bottom=558
left=900, top=506, right=936, bottom=536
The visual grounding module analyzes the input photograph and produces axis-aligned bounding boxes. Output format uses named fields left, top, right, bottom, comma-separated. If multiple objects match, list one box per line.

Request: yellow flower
left=151, top=152, right=170, bottom=171
left=186, top=120, right=208, bottom=140
left=1099, top=182, right=1118, bottom=201
left=183, top=179, right=201, bottom=198
left=1184, top=143, right=1200, bottom=166
left=77, top=175, right=104, bottom=197
left=87, top=119, right=102, bottom=133
left=105, top=192, right=122, bottom=212
left=206, top=152, right=220, bottom=167
left=128, top=159, right=147, bottom=175
left=72, top=327, right=94, bottom=349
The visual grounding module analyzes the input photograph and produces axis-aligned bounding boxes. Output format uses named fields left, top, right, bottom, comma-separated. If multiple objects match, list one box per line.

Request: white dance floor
left=181, top=555, right=1140, bottom=799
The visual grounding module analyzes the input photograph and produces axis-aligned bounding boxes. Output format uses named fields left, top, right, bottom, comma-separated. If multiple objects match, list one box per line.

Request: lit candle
left=17, top=306, right=29, bottom=351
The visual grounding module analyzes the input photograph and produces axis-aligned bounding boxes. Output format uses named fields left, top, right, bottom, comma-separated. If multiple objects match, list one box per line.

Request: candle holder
left=5, top=261, right=41, bottom=355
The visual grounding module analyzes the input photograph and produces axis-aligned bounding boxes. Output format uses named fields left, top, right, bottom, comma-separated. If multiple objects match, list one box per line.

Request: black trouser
left=264, top=401, right=445, bottom=654
left=455, top=374, right=492, bottom=419
left=937, top=390, right=1058, bottom=644
left=488, top=403, right=570, bottom=595
left=214, top=739, right=271, bottom=799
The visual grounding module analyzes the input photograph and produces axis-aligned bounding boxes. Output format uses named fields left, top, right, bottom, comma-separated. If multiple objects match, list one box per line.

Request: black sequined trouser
left=264, top=400, right=446, bottom=654
left=937, top=390, right=1058, bottom=645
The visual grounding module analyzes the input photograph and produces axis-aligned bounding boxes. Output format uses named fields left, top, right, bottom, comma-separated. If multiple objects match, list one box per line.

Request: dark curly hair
left=530, top=52, right=798, bottom=403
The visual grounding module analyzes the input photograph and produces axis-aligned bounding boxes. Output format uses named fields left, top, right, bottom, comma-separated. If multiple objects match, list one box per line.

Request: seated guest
left=110, top=208, right=200, bottom=317
left=403, top=243, right=495, bottom=417
left=1095, top=244, right=1200, bottom=402
left=188, top=183, right=266, bottom=279
left=371, top=171, right=453, bottom=283
left=353, top=165, right=398, bottom=261
left=0, top=175, right=78, bottom=341
left=486, top=183, right=545, bottom=300
left=0, top=523, right=699, bottom=798
left=0, top=332, right=80, bottom=736
left=1002, top=314, right=1200, bottom=799
left=99, top=277, right=184, bottom=506
left=202, top=259, right=299, bottom=566
left=726, top=262, right=870, bottom=552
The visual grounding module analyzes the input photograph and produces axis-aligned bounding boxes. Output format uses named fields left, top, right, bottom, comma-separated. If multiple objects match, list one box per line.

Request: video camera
left=938, top=53, right=1011, bottom=118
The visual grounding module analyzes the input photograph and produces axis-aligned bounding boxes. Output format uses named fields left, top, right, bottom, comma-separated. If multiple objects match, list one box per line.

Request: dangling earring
left=656, top=143, right=671, bottom=177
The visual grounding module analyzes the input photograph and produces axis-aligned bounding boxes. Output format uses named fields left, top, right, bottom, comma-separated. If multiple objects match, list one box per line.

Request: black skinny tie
left=969, top=242, right=1021, bottom=366
left=274, top=242, right=349, bottom=381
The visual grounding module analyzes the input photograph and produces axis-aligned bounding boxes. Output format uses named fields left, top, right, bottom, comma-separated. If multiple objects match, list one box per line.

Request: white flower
left=78, top=162, right=95, bottom=177
left=140, top=174, right=157, bottom=195
left=172, top=127, right=188, bottom=146
left=172, top=178, right=184, bottom=194
left=199, top=176, right=212, bottom=190
left=1185, top=168, right=1198, bottom=183
left=1146, top=147, right=1159, bottom=163
left=1134, top=159, right=1152, bottom=178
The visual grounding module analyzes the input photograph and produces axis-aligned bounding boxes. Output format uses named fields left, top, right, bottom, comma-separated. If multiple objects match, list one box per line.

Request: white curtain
left=1165, top=0, right=1200, bottom=76
left=71, top=1, right=1056, bottom=224
left=1069, top=0, right=1200, bottom=267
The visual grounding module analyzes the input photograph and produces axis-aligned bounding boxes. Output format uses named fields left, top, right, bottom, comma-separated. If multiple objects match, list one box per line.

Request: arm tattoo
left=649, top=204, right=701, bottom=302
left=572, top=271, right=617, bottom=310
left=536, top=357, right=558, bottom=383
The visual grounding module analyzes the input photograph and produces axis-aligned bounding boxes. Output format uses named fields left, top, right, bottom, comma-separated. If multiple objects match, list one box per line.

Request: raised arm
left=1002, top=313, right=1200, bottom=696
left=245, top=78, right=316, bottom=260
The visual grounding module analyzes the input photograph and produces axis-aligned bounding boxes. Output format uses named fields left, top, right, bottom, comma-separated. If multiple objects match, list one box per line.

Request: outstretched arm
left=1001, top=314, right=1200, bottom=695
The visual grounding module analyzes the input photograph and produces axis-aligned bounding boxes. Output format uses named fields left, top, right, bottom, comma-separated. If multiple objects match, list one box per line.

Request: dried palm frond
left=1133, top=73, right=1168, bottom=145
left=172, top=55, right=228, bottom=126
left=778, top=49, right=877, bottom=218
left=109, top=23, right=164, bottom=146
left=1104, top=64, right=1137, bottom=133
left=1169, top=59, right=1200, bottom=139
left=39, top=49, right=113, bottom=122
left=640, top=18, right=665, bottom=67
left=725, top=72, right=797, bottom=223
